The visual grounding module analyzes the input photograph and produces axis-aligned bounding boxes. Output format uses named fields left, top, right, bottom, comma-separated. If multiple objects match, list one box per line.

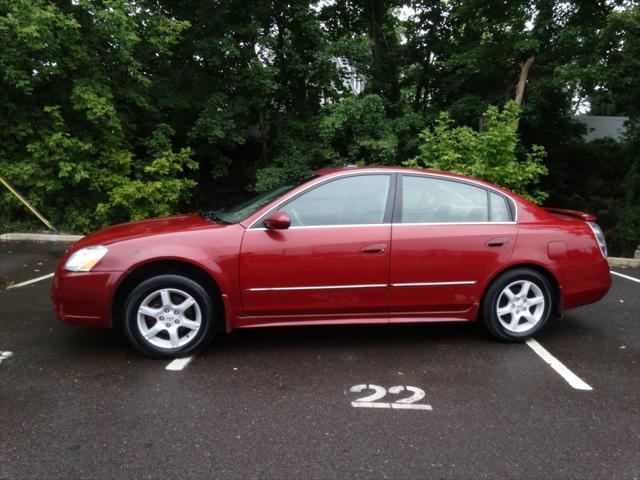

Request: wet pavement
left=0, top=241, right=638, bottom=479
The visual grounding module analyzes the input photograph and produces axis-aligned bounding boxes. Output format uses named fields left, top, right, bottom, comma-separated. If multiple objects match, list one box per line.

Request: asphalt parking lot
left=1, top=241, right=638, bottom=479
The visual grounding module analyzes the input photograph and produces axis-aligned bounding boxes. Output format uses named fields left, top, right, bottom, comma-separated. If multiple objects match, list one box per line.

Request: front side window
left=401, top=176, right=491, bottom=223
left=215, top=174, right=318, bottom=223
left=279, top=174, right=391, bottom=227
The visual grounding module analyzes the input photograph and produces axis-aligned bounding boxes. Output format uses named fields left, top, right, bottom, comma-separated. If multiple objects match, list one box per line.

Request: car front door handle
left=361, top=243, right=387, bottom=254
left=486, top=237, right=509, bottom=247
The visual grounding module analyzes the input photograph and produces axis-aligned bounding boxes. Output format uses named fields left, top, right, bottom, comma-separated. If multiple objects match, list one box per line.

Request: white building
left=574, top=115, right=629, bottom=142
left=332, top=57, right=366, bottom=96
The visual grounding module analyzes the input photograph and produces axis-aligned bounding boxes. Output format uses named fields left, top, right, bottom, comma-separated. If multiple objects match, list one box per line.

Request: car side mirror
left=263, top=211, right=291, bottom=230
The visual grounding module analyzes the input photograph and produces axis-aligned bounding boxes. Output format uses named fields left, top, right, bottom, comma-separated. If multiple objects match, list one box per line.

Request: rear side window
left=281, top=174, right=391, bottom=226
left=490, top=192, right=511, bottom=222
left=401, top=176, right=489, bottom=223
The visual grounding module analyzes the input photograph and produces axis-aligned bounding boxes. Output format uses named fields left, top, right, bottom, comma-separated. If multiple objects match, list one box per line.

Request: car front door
left=239, top=173, right=395, bottom=323
left=389, top=174, right=517, bottom=318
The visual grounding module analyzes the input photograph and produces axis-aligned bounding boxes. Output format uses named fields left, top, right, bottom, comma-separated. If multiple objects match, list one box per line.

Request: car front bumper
left=50, top=270, right=123, bottom=328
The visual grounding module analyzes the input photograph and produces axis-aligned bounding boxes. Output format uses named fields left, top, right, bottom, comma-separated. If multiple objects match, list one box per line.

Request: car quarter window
left=279, top=174, right=391, bottom=226
left=490, top=192, right=511, bottom=222
left=400, top=175, right=498, bottom=223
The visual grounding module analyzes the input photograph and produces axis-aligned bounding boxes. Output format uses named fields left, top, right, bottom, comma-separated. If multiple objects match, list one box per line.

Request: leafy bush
left=253, top=95, right=396, bottom=192
left=0, top=113, right=197, bottom=233
left=406, top=101, right=548, bottom=203
left=614, top=158, right=640, bottom=257
left=542, top=131, right=639, bottom=258
left=318, top=94, right=398, bottom=165
left=254, top=94, right=400, bottom=192
left=0, top=0, right=195, bottom=234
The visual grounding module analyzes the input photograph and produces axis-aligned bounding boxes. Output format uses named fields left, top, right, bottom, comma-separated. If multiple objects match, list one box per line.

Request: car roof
left=310, top=165, right=538, bottom=212
left=313, top=165, right=500, bottom=189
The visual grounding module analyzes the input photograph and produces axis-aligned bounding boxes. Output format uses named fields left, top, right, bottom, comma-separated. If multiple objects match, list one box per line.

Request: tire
left=481, top=268, right=554, bottom=342
left=122, top=274, right=217, bottom=358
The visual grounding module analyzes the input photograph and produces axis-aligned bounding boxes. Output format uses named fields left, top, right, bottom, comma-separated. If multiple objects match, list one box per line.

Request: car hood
left=73, top=214, right=225, bottom=248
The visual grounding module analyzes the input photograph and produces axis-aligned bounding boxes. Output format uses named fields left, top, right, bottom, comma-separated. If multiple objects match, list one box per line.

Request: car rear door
left=239, top=173, right=395, bottom=321
left=389, top=174, right=517, bottom=318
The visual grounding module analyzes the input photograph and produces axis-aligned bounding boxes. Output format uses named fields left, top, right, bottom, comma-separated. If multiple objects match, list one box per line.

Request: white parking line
left=0, top=351, right=14, bottom=364
left=165, top=356, right=194, bottom=371
left=6, top=272, right=54, bottom=289
left=611, top=271, right=640, bottom=284
left=526, top=339, right=592, bottom=391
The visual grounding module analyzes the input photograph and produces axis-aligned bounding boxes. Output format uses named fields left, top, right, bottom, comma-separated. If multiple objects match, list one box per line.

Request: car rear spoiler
left=544, top=207, right=596, bottom=222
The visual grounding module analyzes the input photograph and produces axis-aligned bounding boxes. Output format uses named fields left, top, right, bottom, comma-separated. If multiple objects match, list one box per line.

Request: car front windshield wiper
left=200, top=210, right=232, bottom=224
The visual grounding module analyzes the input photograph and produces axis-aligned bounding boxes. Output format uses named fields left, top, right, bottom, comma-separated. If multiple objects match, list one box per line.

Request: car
left=50, top=166, right=612, bottom=357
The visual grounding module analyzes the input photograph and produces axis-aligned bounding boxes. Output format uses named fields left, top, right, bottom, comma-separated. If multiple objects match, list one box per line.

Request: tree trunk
left=368, top=0, right=382, bottom=92
left=413, top=75, right=426, bottom=111
left=258, top=106, right=268, bottom=164
left=412, top=4, right=442, bottom=112
left=513, top=55, right=535, bottom=129
left=364, top=0, right=400, bottom=107
left=515, top=55, right=535, bottom=105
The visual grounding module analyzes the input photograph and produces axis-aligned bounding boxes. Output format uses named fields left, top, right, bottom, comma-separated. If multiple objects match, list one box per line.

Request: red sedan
left=51, top=167, right=611, bottom=357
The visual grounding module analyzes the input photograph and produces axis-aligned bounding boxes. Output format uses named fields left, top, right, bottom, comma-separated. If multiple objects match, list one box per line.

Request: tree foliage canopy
left=1, top=0, right=638, bottom=254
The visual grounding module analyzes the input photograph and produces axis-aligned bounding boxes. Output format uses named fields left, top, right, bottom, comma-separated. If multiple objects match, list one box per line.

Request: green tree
left=407, top=101, right=548, bottom=202
left=318, top=94, right=398, bottom=165
left=0, top=0, right=195, bottom=232
left=0, top=0, right=637, bottom=255
left=319, top=0, right=402, bottom=109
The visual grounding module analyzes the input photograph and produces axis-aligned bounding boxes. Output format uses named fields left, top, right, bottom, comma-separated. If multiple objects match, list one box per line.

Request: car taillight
left=587, top=222, right=607, bottom=258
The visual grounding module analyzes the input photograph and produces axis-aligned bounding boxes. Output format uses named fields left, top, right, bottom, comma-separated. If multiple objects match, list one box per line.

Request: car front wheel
left=123, top=274, right=217, bottom=358
left=482, top=268, right=553, bottom=342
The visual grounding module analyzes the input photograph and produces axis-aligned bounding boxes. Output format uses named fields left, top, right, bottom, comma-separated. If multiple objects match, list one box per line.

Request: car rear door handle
left=361, top=243, right=387, bottom=254
left=486, top=237, right=509, bottom=247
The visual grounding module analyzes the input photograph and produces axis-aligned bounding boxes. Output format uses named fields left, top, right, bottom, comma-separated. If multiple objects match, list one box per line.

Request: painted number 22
left=349, top=384, right=432, bottom=411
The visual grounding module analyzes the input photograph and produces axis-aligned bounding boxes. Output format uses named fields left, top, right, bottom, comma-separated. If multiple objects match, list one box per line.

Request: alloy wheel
left=136, top=288, right=202, bottom=349
left=495, top=280, right=546, bottom=334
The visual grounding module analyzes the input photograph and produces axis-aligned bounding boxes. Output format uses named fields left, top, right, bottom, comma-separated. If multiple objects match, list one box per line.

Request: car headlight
left=64, top=246, right=108, bottom=272
left=587, top=222, right=608, bottom=258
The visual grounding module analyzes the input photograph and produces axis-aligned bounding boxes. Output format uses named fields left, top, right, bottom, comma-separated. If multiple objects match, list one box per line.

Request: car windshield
left=209, top=173, right=318, bottom=224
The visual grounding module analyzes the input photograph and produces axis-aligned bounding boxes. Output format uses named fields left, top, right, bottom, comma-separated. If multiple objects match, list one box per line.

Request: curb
left=608, top=257, right=640, bottom=268
left=0, top=233, right=83, bottom=242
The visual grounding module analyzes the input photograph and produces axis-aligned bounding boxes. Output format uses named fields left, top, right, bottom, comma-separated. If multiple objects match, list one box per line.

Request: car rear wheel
left=481, top=268, right=553, bottom=342
left=123, top=274, right=217, bottom=358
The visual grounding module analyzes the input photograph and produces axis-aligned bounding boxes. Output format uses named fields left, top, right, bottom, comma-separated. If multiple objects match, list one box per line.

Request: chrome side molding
left=247, top=281, right=477, bottom=292
left=247, top=284, right=388, bottom=292
left=391, top=281, right=477, bottom=287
